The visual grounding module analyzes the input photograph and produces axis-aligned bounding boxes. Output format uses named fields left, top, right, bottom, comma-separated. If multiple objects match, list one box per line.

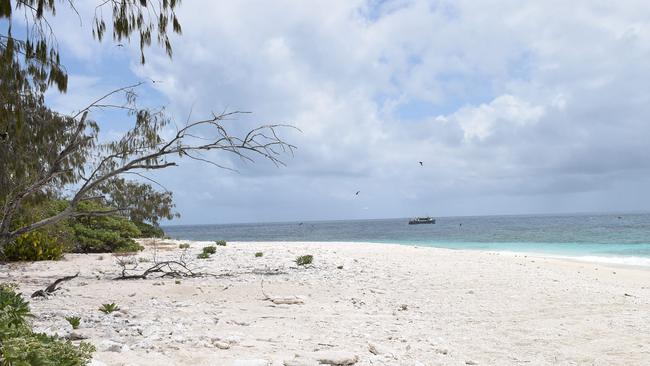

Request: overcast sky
left=43, top=0, right=650, bottom=224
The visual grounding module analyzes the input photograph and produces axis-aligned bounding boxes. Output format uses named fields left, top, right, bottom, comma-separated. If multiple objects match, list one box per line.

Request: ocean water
left=163, top=212, right=650, bottom=266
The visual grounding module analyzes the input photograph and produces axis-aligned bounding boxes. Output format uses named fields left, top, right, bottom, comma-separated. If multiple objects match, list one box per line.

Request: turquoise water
left=163, top=212, right=650, bottom=265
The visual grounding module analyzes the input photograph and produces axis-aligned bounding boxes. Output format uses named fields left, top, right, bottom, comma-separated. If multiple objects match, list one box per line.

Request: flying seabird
left=419, top=161, right=423, bottom=166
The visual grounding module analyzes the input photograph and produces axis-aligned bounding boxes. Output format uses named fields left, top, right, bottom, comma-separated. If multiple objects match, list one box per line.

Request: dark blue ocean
left=163, top=212, right=650, bottom=266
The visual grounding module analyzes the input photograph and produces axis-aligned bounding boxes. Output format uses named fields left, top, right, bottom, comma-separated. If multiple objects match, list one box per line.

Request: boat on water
left=408, top=216, right=435, bottom=225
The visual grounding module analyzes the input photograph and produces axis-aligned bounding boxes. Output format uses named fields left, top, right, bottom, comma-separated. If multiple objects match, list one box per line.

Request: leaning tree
left=0, top=1, right=296, bottom=255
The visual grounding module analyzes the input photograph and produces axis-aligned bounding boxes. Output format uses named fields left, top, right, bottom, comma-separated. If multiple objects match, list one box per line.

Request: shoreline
left=4, top=239, right=650, bottom=365
left=178, top=239, right=650, bottom=270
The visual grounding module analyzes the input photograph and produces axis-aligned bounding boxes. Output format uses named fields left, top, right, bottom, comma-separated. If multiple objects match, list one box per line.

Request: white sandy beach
left=3, top=240, right=650, bottom=366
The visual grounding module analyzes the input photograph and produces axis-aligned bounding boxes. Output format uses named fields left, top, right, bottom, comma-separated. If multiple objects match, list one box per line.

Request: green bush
left=202, top=246, right=216, bottom=254
left=72, top=221, right=143, bottom=253
left=215, top=240, right=227, bottom=246
left=99, top=303, right=120, bottom=314
left=0, top=285, right=94, bottom=365
left=4, top=199, right=72, bottom=261
left=133, top=221, right=165, bottom=238
left=0, top=284, right=32, bottom=330
left=255, top=252, right=263, bottom=258
left=295, top=255, right=314, bottom=266
left=197, top=252, right=210, bottom=259
left=179, top=243, right=190, bottom=249
left=3, top=231, right=67, bottom=261
left=69, top=201, right=143, bottom=253
left=65, top=316, right=81, bottom=330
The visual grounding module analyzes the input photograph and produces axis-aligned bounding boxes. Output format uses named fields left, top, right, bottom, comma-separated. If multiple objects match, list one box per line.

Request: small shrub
left=0, top=285, right=94, bottom=365
left=174, top=280, right=181, bottom=285
left=215, top=240, right=227, bottom=246
left=65, top=316, right=81, bottom=329
left=197, top=252, right=210, bottom=259
left=133, top=221, right=165, bottom=238
left=254, top=252, right=263, bottom=258
left=337, top=265, right=344, bottom=269
left=99, top=303, right=120, bottom=314
left=202, top=246, right=216, bottom=254
left=0, top=283, right=32, bottom=327
left=295, top=255, right=313, bottom=266
left=179, top=243, right=190, bottom=249
left=138, top=257, right=150, bottom=263
left=4, top=230, right=66, bottom=261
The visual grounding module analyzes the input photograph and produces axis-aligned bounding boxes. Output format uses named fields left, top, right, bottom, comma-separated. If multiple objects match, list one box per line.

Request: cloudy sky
left=43, top=0, right=650, bottom=224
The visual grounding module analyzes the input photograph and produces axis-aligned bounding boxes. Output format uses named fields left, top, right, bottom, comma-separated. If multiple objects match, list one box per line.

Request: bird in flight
left=116, top=43, right=125, bottom=47
left=419, top=161, right=423, bottom=166
left=355, top=191, right=360, bottom=196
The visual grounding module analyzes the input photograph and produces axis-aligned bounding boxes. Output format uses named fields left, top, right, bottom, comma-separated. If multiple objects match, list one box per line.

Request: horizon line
left=161, top=209, right=650, bottom=227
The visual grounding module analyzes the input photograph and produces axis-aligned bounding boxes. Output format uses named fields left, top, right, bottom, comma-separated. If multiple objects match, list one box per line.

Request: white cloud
left=44, top=0, right=650, bottom=222
left=447, top=94, right=544, bottom=141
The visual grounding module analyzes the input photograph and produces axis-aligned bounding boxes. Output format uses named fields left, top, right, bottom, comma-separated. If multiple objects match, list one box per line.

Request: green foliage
left=70, top=201, right=143, bottom=253
left=1, top=0, right=183, bottom=256
left=0, top=0, right=181, bottom=97
left=0, top=283, right=32, bottom=332
left=197, top=252, right=210, bottom=259
left=255, top=252, right=263, bottom=258
left=202, top=246, right=217, bottom=254
left=1, top=332, right=95, bottom=366
left=178, top=243, right=190, bottom=249
left=98, top=303, right=120, bottom=314
left=3, top=199, right=72, bottom=261
left=133, top=221, right=165, bottom=238
left=215, top=240, right=227, bottom=246
left=64, top=316, right=80, bottom=330
left=101, top=178, right=179, bottom=227
left=295, top=255, right=314, bottom=266
left=4, top=230, right=66, bottom=261
left=0, top=285, right=94, bottom=365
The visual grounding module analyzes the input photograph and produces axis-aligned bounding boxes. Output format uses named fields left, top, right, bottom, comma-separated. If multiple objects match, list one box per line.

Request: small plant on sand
left=0, top=284, right=94, bottom=364
left=295, top=255, right=314, bottom=266
left=99, top=303, right=120, bottom=314
left=179, top=243, right=190, bottom=249
left=215, top=240, right=227, bottom=246
left=255, top=252, right=264, bottom=258
left=175, top=280, right=181, bottom=285
left=197, top=252, right=210, bottom=259
left=202, top=246, right=217, bottom=254
left=65, top=316, right=81, bottom=329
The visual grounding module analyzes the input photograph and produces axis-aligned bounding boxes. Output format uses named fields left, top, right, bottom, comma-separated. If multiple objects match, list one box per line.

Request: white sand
left=3, top=240, right=650, bottom=366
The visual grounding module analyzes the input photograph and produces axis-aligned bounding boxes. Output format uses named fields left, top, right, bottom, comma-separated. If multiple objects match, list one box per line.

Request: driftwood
left=260, top=279, right=304, bottom=305
left=31, top=272, right=79, bottom=298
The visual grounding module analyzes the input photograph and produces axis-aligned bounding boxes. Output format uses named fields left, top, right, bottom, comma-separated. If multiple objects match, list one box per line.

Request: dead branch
left=114, top=260, right=195, bottom=280
left=31, top=272, right=79, bottom=298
